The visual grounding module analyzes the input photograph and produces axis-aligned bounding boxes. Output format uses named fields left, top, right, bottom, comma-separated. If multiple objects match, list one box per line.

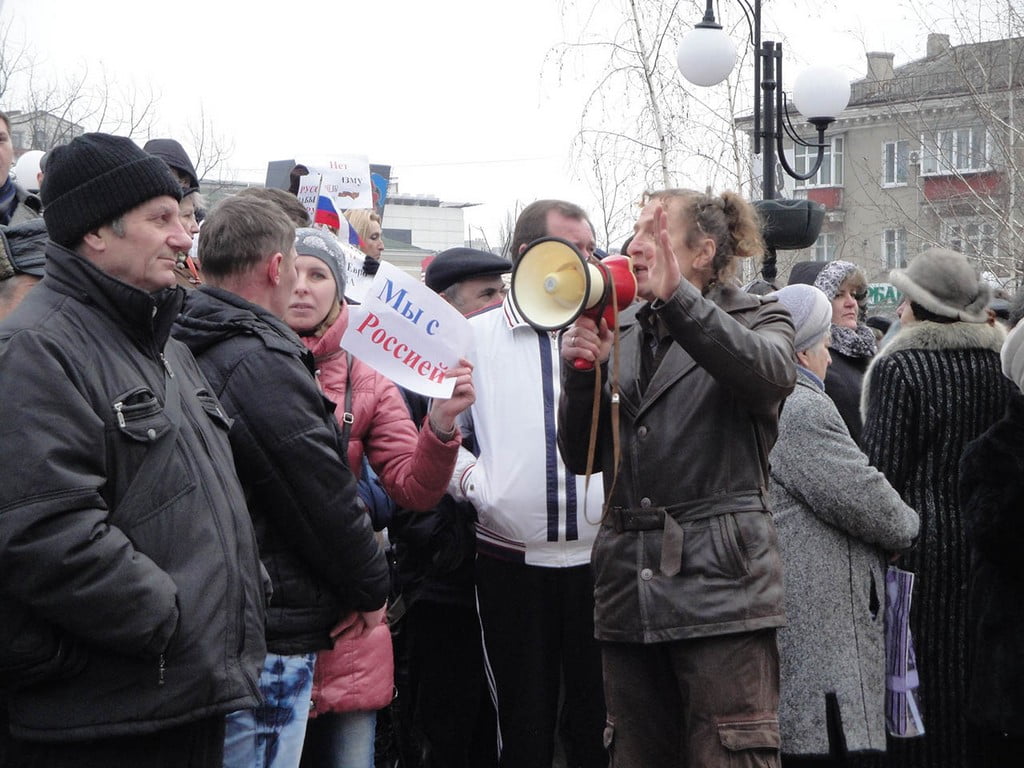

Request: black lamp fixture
left=676, top=0, right=850, bottom=279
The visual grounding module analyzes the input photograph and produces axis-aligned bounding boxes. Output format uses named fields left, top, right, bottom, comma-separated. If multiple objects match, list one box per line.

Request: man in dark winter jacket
left=0, top=132, right=267, bottom=768
left=173, top=194, right=390, bottom=768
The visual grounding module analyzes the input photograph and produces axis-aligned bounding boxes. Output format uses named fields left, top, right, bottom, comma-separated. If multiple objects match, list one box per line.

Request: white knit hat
left=769, top=284, right=833, bottom=353
left=1001, top=320, right=1024, bottom=390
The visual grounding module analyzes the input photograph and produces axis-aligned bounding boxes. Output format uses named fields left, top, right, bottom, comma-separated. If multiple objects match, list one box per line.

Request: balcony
left=922, top=171, right=1003, bottom=202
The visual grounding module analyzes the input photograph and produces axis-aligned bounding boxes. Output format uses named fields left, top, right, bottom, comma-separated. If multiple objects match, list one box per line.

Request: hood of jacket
left=175, top=285, right=312, bottom=365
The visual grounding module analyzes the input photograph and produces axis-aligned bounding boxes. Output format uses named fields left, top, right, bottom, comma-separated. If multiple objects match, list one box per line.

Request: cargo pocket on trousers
left=717, top=717, right=780, bottom=766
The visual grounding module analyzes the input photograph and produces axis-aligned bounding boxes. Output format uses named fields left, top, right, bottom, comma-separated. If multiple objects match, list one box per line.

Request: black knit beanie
left=41, top=133, right=183, bottom=248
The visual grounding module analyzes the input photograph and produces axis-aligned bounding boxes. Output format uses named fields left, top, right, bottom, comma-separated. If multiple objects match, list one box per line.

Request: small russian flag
left=314, top=195, right=340, bottom=229
left=337, top=216, right=363, bottom=249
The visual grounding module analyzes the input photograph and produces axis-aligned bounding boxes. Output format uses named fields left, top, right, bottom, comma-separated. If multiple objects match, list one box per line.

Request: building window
left=812, top=232, right=837, bottom=262
left=883, top=140, right=909, bottom=186
left=11, top=131, right=25, bottom=149
left=795, top=136, right=844, bottom=188
left=921, top=126, right=991, bottom=175
left=945, top=219, right=996, bottom=262
left=882, top=228, right=906, bottom=270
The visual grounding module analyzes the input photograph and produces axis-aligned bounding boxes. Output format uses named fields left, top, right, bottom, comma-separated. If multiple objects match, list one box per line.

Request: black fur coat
left=960, top=390, right=1024, bottom=737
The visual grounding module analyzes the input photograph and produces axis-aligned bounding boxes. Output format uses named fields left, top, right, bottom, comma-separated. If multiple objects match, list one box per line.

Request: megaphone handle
left=573, top=357, right=594, bottom=371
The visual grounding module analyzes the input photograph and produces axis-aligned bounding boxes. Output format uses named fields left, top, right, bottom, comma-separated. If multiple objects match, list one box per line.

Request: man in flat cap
left=446, top=201, right=607, bottom=767
left=0, top=133, right=266, bottom=768
left=426, top=246, right=510, bottom=316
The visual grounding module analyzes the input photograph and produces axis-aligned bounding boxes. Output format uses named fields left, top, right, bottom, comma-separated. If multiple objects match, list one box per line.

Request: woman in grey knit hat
left=769, top=284, right=918, bottom=767
left=862, top=248, right=1016, bottom=768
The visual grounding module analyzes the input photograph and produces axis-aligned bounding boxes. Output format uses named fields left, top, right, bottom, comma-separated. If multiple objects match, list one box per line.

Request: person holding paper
left=281, top=227, right=473, bottom=768
left=768, top=284, right=918, bottom=766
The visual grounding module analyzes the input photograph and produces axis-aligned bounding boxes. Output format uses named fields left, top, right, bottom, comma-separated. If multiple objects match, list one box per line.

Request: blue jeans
left=301, top=710, right=376, bottom=768
left=223, top=652, right=316, bottom=768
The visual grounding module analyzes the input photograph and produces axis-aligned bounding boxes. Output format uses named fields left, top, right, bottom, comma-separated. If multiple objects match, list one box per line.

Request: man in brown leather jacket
left=558, top=189, right=795, bottom=767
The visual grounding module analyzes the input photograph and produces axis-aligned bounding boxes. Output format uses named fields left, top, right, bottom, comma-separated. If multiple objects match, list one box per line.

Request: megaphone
left=510, top=237, right=637, bottom=369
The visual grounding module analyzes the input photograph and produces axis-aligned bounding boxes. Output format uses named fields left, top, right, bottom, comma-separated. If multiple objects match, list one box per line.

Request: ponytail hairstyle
left=645, top=188, right=765, bottom=286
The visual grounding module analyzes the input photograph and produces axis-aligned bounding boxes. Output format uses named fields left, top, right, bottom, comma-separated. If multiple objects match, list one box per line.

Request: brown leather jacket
left=558, top=280, right=795, bottom=643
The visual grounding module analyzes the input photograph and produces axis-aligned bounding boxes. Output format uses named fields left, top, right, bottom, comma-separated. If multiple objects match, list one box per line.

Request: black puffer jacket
left=174, top=287, right=389, bottom=654
left=0, top=243, right=265, bottom=741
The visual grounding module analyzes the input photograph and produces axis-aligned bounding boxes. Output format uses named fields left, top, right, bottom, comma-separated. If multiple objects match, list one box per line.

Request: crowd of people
left=0, top=118, right=1021, bottom=768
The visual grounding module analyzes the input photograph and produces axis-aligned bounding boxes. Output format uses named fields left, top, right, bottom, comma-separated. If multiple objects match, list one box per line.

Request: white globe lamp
left=792, top=65, right=851, bottom=122
left=677, top=25, right=738, bottom=87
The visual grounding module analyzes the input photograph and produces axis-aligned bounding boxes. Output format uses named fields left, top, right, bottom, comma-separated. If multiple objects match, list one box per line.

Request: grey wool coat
left=769, top=371, right=919, bottom=756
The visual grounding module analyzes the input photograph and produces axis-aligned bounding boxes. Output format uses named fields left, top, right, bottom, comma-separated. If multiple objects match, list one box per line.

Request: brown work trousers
left=602, top=629, right=781, bottom=768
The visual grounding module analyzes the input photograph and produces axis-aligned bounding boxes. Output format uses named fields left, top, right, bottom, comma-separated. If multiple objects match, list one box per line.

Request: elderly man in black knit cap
left=0, top=133, right=267, bottom=768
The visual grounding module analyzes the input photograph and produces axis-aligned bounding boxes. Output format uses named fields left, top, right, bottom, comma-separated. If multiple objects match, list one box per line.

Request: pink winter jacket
left=304, top=302, right=459, bottom=509
left=304, top=302, right=460, bottom=715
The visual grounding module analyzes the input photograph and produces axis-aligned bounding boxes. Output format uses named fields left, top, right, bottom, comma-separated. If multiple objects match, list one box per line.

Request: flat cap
left=425, top=247, right=511, bottom=293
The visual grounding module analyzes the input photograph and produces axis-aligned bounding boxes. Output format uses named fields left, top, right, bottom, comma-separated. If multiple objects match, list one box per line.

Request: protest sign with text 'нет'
left=341, top=261, right=475, bottom=399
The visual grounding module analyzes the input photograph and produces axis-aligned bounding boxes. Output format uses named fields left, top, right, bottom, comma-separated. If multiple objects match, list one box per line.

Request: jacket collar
left=877, top=319, right=1006, bottom=359
left=42, top=240, right=183, bottom=351
left=185, top=285, right=309, bottom=355
left=624, top=284, right=770, bottom=414
left=303, top=302, right=349, bottom=363
left=861, top=319, right=1007, bottom=419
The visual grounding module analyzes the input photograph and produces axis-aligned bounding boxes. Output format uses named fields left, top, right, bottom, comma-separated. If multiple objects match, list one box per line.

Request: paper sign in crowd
left=342, top=262, right=474, bottom=399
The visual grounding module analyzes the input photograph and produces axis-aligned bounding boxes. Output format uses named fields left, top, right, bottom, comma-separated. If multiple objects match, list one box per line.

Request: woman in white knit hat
left=768, top=284, right=919, bottom=767
left=861, top=248, right=1016, bottom=768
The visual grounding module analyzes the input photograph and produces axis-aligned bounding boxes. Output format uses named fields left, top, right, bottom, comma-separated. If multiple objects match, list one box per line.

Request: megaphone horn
left=510, top=238, right=603, bottom=331
left=511, top=238, right=637, bottom=370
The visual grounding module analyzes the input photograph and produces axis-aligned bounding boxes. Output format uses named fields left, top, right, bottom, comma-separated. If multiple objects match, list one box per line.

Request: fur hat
left=41, top=133, right=183, bottom=248
left=769, top=284, right=833, bottom=353
left=295, top=227, right=347, bottom=299
left=890, top=248, right=991, bottom=323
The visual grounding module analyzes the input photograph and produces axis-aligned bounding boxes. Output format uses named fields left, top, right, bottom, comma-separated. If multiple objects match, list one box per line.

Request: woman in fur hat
left=861, top=248, right=1016, bottom=768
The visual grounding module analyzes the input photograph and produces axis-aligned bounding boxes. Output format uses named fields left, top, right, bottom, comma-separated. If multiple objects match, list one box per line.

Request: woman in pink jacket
left=285, top=227, right=474, bottom=768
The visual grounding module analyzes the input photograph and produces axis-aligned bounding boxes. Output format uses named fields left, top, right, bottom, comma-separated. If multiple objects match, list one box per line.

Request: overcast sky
left=1, top=0, right=999, bottom=247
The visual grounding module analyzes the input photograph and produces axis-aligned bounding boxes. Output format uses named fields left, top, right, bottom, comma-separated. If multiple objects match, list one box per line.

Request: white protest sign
left=296, top=172, right=325, bottom=225
left=298, top=154, right=373, bottom=211
left=342, top=262, right=474, bottom=399
left=338, top=239, right=374, bottom=303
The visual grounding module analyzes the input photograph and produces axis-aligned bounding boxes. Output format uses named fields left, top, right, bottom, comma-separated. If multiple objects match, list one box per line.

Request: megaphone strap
left=581, top=277, right=624, bottom=527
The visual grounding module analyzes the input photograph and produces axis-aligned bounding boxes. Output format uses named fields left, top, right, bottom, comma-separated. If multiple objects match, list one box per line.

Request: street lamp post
left=676, top=0, right=851, bottom=281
